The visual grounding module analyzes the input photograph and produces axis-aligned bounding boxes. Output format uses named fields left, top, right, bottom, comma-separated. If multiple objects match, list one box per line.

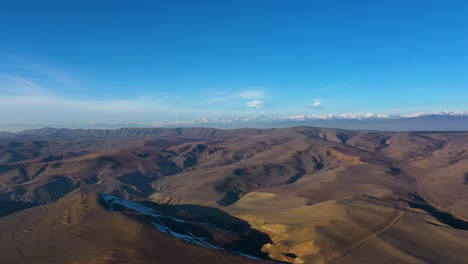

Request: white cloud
left=310, top=99, right=322, bottom=109
left=245, top=100, right=265, bottom=109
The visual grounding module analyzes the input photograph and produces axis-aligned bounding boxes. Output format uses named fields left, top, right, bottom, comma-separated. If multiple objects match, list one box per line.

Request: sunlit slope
left=229, top=194, right=401, bottom=263
left=329, top=208, right=468, bottom=264
left=228, top=189, right=468, bottom=264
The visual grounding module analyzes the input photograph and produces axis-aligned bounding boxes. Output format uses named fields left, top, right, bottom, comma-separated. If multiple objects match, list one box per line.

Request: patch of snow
left=98, top=193, right=261, bottom=260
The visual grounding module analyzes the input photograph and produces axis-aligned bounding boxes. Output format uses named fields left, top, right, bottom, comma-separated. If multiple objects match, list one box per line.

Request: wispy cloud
left=204, top=89, right=269, bottom=109
left=0, top=67, right=201, bottom=124
left=206, top=89, right=267, bottom=103
left=0, top=74, right=45, bottom=95
left=0, top=94, right=204, bottom=124
left=0, top=57, right=275, bottom=123
left=0, top=56, right=85, bottom=92
left=311, top=80, right=353, bottom=92
left=245, top=100, right=265, bottom=109
left=238, top=90, right=266, bottom=99
left=26, top=64, right=82, bottom=89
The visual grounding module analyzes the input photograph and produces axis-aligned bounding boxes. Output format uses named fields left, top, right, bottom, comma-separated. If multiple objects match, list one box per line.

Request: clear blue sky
left=0, top=0, right=467, bottom=124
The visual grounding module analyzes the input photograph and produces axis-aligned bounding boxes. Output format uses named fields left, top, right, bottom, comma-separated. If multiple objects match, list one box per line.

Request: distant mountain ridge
left=147, top=110, right=468, bottom=123
left=1, top=111, right=468, bottom=133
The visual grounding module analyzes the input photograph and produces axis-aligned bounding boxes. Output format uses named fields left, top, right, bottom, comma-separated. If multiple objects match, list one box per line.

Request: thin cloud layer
left=238, top=90, right=266, bottom=99
left=0, top=74, right=44, bottom=95
left=0, top=94, right=202, bottom=124
left=310, top=80, right=353, bottom=92
left=206, top=89, right=266, bottom=103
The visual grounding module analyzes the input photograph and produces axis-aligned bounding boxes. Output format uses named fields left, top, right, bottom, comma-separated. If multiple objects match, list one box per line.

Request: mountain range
left=2, top=111, right=468, bottom=133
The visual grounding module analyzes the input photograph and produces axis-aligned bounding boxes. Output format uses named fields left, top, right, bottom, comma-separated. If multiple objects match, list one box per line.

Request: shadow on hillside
left=98, top=193, right=273, bottom=261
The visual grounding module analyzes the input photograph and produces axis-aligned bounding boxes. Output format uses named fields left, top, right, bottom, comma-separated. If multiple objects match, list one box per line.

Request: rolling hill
left=0, top=127, right=467, bottom=263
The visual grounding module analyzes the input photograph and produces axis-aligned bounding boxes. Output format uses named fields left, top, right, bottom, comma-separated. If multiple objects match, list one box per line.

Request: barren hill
left=1, top=127, right=467, bottom=263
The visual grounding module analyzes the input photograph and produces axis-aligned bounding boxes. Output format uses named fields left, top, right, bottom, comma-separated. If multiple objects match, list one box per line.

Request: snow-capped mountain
left=143, top=111, right=468, bottom=127
left=4, top=111, right=464, bottom=133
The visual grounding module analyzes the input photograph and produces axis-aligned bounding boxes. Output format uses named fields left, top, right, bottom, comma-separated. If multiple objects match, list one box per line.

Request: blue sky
left=0, top=0, right=467, bottom=124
